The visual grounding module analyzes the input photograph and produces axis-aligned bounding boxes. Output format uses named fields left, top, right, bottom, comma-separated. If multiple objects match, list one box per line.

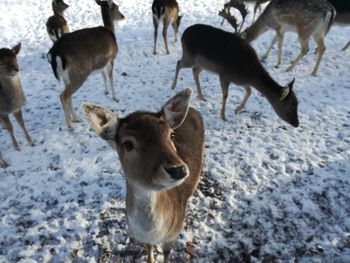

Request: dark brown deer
left=47, top=0, right=125, bottom=129
left=0, top=43, right=34, bottom=160
left=46, top=0, right=70, bottom=42
left=241, top=0, right=336, bottom=75
left=152, top=0, right=182, bottom=54
left=328, top=0, right=350, bottom=51
left=172, top=24, right=299, bottom=127
left=81, top=89, right=204, bottom=263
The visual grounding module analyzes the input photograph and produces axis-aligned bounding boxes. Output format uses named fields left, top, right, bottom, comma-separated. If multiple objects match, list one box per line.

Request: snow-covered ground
left=0, top=0, right=349, bottom=262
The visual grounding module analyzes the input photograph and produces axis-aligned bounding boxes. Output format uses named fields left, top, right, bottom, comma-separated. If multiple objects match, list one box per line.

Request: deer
left=0, top=43, right=34, bottom=160
left=240, top=0, right=336, bottom=76
left=152, top=0, right=182, bottom=55
left=171, top=24, right=299, bottom=127
left=46, top=0, right=70, bottom=43
left=47, top=0, right=125, bottom=129
left=81, top=88, right=204, bottom=263
left=328, top=0, right=350, bottom=51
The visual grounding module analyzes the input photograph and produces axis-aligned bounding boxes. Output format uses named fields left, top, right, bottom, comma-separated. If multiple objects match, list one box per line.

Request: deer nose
left=165, top=165, right=188, bottom=180
left=13, top=67, right=19, bottom=72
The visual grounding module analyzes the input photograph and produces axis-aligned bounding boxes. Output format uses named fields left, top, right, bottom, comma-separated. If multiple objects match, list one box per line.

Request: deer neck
left=53, top=6, right=64, bottom=16
left=101, top=4, right=115, bottom=35
left=251, top=68, right=283, bottom=103
left=125, top=180, right=182, bottom=244
left=244, top=12, right=269, bottom=43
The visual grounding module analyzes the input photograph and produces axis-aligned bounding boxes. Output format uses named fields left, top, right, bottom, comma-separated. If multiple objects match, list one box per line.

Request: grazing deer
left=241, top=0, right=336, bottom=76
left=152, top=0, right=182, bottom=54
left=81, top=89, right=204, bottom=263
left=46, top=0, right=70, bottom=42
left=47, top=0, right=125, bottom=129
left=0, top=43, right=34, bottom=154
left=328, top=0, right=350, bottom=51
left=172, top=24, right=299, bottom=127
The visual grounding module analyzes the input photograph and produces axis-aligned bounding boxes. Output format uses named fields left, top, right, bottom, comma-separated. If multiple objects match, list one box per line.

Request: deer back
left=48, top=27, right=117, bottom=80
left=0, top=45, right=25, bottom=114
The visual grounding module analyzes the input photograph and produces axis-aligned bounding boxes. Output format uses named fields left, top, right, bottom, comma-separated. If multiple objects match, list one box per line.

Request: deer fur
left=328, top=0, right=350, bottom=51
left=152, top=0, right=182, bottom=54
left=46, top=0, right=70, bottom=42
left=241, top=0, right=336, bottom=75
left=0, top=43, right=34, bottom=156
left=172, top=24, right=299, bottom=127
left=81, top=89, right=204, bottom=263
left=47, top=0, right=125, bottom=129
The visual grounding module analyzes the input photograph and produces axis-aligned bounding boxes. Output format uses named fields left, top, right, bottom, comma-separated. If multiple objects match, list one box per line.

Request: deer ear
left=162, top=88, right=192, bottom=129
left=81, top=103, right=118, bottom=141
left=95, top=0, right=102, bottom=6
left=288, top=78, right=295, bottom=90
left=12, top=43, right=21, bottom=55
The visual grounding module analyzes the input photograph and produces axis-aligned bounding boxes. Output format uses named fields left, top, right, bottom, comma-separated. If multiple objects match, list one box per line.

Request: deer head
left=81, top=89, right=193, bottom=191
left=0, top=43, right=21, bottom=77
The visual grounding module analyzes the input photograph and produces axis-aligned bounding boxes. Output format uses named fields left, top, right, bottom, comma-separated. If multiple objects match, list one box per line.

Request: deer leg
left=162, top=241, right=174, bottom=263
left=262, top=35, right=277, bottom=61
left=0, top=114, right=19, bottom=151
left=102, top=70, right=109, bottom=95
left=341, top=40, right=350, bottom=51
left=68, top=97, right=80, bottom=123
left=235, top=86, right=252, bottom=114
left=311, top=37, right=325, bottom=76
left=0, top=150, right=8, bottom=168
left=146, top=244, right=154, bottom=263
left=13, top=110, right=34, bottom=146
left=192, top=67, right=206, bottom=101
left=276, top=30, right=284, bottom=67
left=219, top=76, right=230, bottom=121
left=107, top=62, right=117, bottom=101
left=287, top=38, right=309, bottom=72
left=172, top=20, right=178, bottom=42
left=163, top=19, right=171, bottom=54
left=153, top=16, right=159, bottom=55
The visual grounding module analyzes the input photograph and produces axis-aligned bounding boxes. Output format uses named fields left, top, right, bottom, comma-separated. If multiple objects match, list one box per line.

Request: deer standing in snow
left=152, top=0, right=182, bottom=54
left=47, top=0, right=125, bottom=129
left=241, top=0, right=336, bottom=75
left=46, top=0, right=70, bottom=42
left=81, top=89, right=204, bottom=263
left=0, top=43, right=34, bottom=165
left=172, top=24, right=299, bottom=127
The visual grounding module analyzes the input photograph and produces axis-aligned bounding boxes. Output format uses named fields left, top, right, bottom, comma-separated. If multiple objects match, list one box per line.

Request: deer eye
left=170, top=132, right=175, bottom=141
left=122, top=141, right=134, bottom=152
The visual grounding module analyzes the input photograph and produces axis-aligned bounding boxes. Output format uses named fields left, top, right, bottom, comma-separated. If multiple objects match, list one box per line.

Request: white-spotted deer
left=152, top=0, right=182, bottom=54
left=241, top=0, right=336, bottom=75
left=328, top=0, right=350, bottom=51
left=46, top=0, right=70, bottom=42
left=47, top=0, right=125, bottom=129
left=0, top=43, right=34, bottom=164
left=172, top=24, right=299, bottom=127
left=81, top=89, right=204, bottom=263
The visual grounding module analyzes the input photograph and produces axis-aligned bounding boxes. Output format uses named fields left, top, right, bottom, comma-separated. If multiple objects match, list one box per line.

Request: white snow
left=0, top=0, right=349, bottom=262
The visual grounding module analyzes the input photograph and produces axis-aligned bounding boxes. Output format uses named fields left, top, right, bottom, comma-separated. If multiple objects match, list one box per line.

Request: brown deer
left=328, top=0, right=350, bottom=51
left=172, top=24, right=299, bottom=127
left=47, top=0, right=125, bottom=129
left=0, top=43, right=34, bottom=157
left=241, top=0, right=336, bottom=76
left=81, top=89, right=204, bottom=263
left=46, top=0, right=70, bottom=42
left=152, top=0, right=182, bottom=54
